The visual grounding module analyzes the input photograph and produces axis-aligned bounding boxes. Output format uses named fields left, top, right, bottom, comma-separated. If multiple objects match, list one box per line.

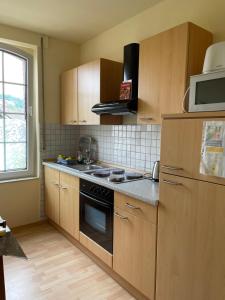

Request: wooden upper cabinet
left=78, top=58, right=123, bottom=125
left=61, top=68, right=78, bottom=125
left=44, top=166, right=60, bottom=224
left=157, top=173, right=225, bottom=300
left=138, top=22, right=213, bottom=124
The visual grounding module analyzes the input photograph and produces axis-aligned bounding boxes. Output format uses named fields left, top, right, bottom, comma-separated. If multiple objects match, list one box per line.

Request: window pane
left=5, top=114, right=26, bottom=142
left=4, top=52, right=26, bottom=84
left=0, top=117, right=3, bottom=142
left=4, top=83, right=26, bottom=113
left=5, top=143, right=26, bottom=170
left=0, top=52, right=2, bottom=81
left=0, top=143, right=4, bottom=171
left=0, top=83, right=2, bottom=112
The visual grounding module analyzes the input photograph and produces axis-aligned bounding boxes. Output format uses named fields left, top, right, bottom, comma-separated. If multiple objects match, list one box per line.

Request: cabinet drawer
left=114, top=192, right=157, bottom=224
left=60, top=172, right=79, bottom=190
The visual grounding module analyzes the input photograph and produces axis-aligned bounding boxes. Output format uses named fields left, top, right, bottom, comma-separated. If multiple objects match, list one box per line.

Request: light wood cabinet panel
left=114, top=192, right=157, bottom=224
left=160, top=118, right=202, bottom=178
left=113, top=194, right=157, bottom=299
left=59, top=172, right=79, bottom=239
left=157, top=173, right=225, bottom=300
left=78, top=60, right=100, bottom=125
left=160, top=116, right=225, bottom=185
left=61, top=68, right=78, bottom=125
left=44, top=166, right=60, bottom=224
left=78, top=58, right=123, bottom=125
left=138, top=22, right=212, bottom=124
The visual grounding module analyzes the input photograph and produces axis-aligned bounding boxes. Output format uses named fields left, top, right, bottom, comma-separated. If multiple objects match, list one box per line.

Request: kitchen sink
left=66, top=163, right=107, bottom=172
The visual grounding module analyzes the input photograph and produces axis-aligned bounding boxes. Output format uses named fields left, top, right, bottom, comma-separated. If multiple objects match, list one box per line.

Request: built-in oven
left=79, top=179, right=114, bottom=254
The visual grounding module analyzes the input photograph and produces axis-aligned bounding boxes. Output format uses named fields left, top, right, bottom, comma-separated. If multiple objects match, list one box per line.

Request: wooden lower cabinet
left=60, top=172, right=79, bottom=239
left=157, top=173, right=225, bottom=300
left=44, top=167, right=79, bottom=239
left=113, top=193, right=157, bottom=299
left=44, top=166, right=60, bottom=224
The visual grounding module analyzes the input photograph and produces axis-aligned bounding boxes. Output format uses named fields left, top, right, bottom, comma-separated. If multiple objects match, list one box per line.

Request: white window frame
left=0, top=42, right=36, bottom=181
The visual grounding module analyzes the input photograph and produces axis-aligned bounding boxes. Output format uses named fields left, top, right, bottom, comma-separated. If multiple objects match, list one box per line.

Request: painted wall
left=0, top=24, right=80, bottom=227
left=0, top=179, right=40, bottom=228
left=80, top=0, right=225, bottom=63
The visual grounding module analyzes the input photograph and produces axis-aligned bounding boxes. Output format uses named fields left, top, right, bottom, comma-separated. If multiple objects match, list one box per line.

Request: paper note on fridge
left=200, top=121, right=225, bottom=178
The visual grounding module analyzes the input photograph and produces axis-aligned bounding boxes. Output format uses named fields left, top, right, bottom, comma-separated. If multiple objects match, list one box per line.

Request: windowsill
left=0, top=176, right=39, bottom=184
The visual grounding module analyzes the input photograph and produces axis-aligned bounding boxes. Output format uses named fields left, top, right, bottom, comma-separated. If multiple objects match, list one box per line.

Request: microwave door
left=189, top=71, right=225, bottom=112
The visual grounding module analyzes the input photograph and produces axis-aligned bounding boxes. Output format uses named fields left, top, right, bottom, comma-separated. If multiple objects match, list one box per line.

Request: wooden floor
left=4, top=222, right=134, bottom=300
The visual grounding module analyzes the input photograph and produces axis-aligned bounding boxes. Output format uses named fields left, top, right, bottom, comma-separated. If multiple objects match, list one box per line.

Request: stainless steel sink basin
left=66, top=163, right=106, bottom=172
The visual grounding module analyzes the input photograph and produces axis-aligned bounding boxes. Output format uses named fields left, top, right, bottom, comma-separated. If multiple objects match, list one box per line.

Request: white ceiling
left=0, top=0, right=162, bottom=44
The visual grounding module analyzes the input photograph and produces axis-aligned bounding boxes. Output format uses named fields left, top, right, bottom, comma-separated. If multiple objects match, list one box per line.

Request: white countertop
left=43, top=162, right=159, bottom=207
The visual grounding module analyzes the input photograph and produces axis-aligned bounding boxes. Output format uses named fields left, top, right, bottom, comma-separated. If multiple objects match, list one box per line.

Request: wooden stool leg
left=0, top=256, right=5, bottom=300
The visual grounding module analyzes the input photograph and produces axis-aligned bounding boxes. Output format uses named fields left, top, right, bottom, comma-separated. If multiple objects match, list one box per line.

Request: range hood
left=92, top=43, right=139, bottom=115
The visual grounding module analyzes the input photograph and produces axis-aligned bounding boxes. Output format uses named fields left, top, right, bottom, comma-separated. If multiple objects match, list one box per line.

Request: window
left=0, top=43, right=36, bottom=181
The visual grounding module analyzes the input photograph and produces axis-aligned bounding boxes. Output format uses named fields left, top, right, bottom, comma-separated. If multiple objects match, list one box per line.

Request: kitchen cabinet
left=113, top=192, right=157, bottom=299
left=157, top=173, right=225, bottom=300
left=60, top=172, right=79, bottom=239
left=61, top=58, right=123, bottom=125
left=61, top=68, right=78, bottom=125
left=160, top=114, right=225, bottom=185
left=44, top=166, right=60, bottom=224
left=78, top=58, right=123, bottom=125
left=44, top=167, right=79, bottom=239
left=138, top=22, right=212, bottom=124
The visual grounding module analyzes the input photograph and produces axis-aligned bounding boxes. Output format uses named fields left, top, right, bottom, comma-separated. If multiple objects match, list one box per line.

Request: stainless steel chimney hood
left=92, top=43, right=139, bottom=116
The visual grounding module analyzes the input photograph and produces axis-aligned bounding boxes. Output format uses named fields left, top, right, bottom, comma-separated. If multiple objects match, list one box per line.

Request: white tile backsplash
left=79, top=124, right=161, bottom=172
left=40, top=123, right=161, bottom=218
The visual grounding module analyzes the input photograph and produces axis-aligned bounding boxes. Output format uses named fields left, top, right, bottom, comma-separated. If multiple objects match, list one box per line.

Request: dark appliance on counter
left=92, top=43, right=139, bottom=115
left=80, top=179, right=114, bottom=253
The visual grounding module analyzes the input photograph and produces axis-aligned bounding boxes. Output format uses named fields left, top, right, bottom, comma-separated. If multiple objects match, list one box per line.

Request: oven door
left=80, top=191, right=113, bottom=253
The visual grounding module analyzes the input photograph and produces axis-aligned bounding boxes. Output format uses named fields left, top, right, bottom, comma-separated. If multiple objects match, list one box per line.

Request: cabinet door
left=138, top=23, right=188, bottom=124
left=113, top=207, right=156, bottom=299
left=78, top=60, right=100, bottom=125
left=157, top=173, right=225, bottom=300
left=61, top=68, right=78, bottom=125
left=60, top=172, right=79, bottom=239
left=160, top=118, right=202, bottom=178
left=138, top=23, right=212, bottom=124
left=161, top=117, right=225, bottom=185
left=44, top=167, right=60, bottom=224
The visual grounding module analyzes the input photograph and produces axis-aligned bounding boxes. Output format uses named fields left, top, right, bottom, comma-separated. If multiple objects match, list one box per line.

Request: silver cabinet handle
left=61, top=186, right=68, bottom=190
left=162, top=179, right=183, bottom=186
left=125, top=203, right=141, bottom=210
left=161, top=165, right=183, bottom=171
left=114, top=212, right=128, bottom=221
left=139, top=117, right=153, bottom=120
left=52, top=182, right=59, bottom=187
left=80, top=120, right=87, bottom=123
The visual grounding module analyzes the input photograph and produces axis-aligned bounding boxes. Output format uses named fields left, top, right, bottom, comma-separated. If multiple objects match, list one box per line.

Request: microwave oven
left=189, top=70, right=225, bottom=112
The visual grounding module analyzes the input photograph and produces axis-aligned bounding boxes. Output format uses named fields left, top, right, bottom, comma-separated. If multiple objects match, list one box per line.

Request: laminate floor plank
left=4, top=223, right=134, bottom=300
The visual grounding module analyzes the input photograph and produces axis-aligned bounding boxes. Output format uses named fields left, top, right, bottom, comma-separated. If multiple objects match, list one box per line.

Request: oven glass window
left=85, top=203, right=106, bottom=233
left=196, top=77, right=225, bottom=105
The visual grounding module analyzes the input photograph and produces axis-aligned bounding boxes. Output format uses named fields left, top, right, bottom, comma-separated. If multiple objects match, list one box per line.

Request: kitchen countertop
left=43, top=162, right=159, bottom=207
